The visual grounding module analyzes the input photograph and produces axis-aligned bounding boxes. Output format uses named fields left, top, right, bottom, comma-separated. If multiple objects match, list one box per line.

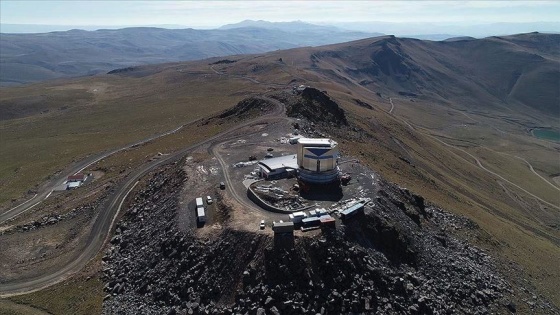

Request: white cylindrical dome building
left=296, top=138, right=340, bottom=183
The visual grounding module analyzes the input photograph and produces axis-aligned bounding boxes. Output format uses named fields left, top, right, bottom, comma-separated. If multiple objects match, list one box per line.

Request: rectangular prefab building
left=272, top=221, right=294, bottom=234
left=67, top=173, right=86, bottom=182
left=319, top=215, right=336, bottom=228
left=258, top=154, right=298, bottom=179
left=288, top=211, right=308, bottom=223
left=309, top=208, right=329, bottom=217
left=340, top=203, right=364, bottom=220
left=301, top=216, right=321, bottom=227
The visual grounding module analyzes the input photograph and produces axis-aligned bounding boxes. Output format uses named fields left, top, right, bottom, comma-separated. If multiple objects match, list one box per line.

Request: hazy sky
left=2, top=1, right=559, bottom=29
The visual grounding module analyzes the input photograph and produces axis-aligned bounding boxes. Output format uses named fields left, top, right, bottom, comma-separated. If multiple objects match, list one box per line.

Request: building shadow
left=299, top=181, right=343, bottom=201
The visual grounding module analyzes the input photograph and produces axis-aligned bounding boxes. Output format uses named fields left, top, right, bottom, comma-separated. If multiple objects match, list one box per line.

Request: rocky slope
left=98, top=155, right=556, bottom=314
left=271, top=88, right=348, bottom=127
left=303, top=33, right=560, bottom=115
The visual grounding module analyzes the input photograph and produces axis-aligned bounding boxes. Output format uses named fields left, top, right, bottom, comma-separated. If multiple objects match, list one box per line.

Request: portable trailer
left=272, top=221, right=295, bottom=234
left=301, top=216, right=321, bottom=227
left=288, top=211, right=308, bottom=223
left=340, top=202, right=364, bottom=220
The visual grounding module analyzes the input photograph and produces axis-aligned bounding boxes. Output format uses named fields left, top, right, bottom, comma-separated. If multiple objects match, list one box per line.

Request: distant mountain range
left=3, top=19, right=558, bottom=87
left=0, top=22, right=381, bottom=86
left=298, top=32, right=559, bottom=115
left=220, top=20, right=341, bottom=32
left=327, top=21, right=560, bottom=38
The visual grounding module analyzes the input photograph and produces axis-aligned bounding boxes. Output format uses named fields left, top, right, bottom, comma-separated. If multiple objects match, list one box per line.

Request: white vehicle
left=260, top=220, right=265, bottom=229
left=206, top=195, right=213, bottom=204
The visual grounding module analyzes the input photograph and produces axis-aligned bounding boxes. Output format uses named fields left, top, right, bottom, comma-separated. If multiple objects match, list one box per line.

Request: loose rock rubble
left=1, top=203, right=99, bottom=235
left=101, top=161, right=555, bottom=314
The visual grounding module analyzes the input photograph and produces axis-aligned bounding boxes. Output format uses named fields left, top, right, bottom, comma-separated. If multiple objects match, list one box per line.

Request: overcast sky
left=1, top=1, right=559, bottom=32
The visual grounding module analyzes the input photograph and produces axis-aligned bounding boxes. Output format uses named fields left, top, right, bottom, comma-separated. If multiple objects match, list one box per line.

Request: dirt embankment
left=97, top=158, right=557, bottom=314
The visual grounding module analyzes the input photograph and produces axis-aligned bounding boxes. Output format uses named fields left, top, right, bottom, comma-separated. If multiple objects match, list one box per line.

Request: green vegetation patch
left=7, top=275, right=103, bottom=315
left=532, top=128, right=560, bottom=142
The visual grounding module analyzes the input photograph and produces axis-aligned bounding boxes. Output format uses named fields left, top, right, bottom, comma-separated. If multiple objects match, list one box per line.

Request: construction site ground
left=177, top=117, right=380, bottom=237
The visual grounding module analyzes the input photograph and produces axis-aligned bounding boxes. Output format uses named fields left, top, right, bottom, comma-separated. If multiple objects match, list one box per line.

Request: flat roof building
left=272, top=221, right=295, bottom=234
left=301, top=216, right=321, bottom=227
left=297, top=138, right=333, bottom=147
left=319, top=215, right=336, bottom=228
left=67, top=173, right=86, bottom=182
left=340, top=202, right=364, bottom=220
left=258, top=154, right=298, bottom=179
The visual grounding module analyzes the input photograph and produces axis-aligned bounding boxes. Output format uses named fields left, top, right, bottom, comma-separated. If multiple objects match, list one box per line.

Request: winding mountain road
left=429, top=135, right=560, bottom=211
left=0, top=125, right=186, bottom=224
left=0, top=96, right=288, bottom=297
left=209, top=97, right=292, bottom=220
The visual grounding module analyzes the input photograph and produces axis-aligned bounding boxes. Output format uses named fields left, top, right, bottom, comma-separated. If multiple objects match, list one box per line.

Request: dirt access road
left=209, top=99, right=293, bottom=223
left=0, top=96, right=287, bottom=297
left=0, top=125, right=186, bottom=224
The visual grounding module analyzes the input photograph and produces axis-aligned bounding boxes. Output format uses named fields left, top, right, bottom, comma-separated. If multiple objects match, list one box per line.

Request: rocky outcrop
left=101, top=161, right=522, bottom=314
left=2, top=202, right=100, bottom=235
left=273, top=88, right=348, bottom=126
left=217, top=97, right=276, bottom=120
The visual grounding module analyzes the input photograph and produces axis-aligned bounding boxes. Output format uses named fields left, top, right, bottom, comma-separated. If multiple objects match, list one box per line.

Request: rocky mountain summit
left=100, top=157, right=532, bottom=314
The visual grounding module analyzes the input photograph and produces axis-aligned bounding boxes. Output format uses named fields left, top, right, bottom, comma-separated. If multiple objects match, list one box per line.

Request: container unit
left=340, top=202, right=364, bottom=220
left=309, top=208, right=327, bottom=217
left=319, top=215, right=336, bottom=228
left=272, top=221, right=295, bottom=234
left=288, top=211, right=308, bottom=223
left=301, top=216, right=321, bottom=227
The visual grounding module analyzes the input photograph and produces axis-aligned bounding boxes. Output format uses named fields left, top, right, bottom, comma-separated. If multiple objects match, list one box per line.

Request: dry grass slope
left=0, top=33, right=559, bottom=311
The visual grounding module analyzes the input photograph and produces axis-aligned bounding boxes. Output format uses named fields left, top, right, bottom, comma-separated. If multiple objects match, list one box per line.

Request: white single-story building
left=258, top=154, right=298, bottom=179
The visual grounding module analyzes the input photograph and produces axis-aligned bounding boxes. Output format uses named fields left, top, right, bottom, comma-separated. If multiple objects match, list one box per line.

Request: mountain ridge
left=286, top=32, right=560, bottom=115
left=1, top=32, right=559, bottom=310
left=0, top=25, right=377, bottom=86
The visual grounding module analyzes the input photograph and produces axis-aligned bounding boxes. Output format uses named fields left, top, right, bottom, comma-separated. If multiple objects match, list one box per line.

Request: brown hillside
left=274, top=33, right=560, bottom=115
left=1, top=33, right=559, bottom=309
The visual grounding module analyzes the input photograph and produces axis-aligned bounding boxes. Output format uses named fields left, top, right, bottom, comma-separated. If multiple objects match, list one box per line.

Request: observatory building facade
left=296, top=138, right=340, bottom=184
